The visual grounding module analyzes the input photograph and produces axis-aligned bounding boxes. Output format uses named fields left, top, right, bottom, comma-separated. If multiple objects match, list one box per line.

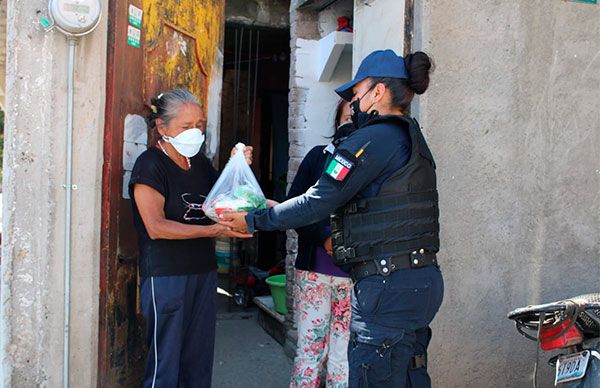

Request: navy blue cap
left=335, top=49, right=408, bottom=101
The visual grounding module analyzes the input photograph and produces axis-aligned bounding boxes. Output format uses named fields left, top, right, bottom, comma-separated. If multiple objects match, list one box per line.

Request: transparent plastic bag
left=202, top=143, right=267, bottom=222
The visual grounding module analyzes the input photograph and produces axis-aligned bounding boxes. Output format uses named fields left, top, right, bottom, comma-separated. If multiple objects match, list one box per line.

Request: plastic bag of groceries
left=202, top=143, right=267, bottom=222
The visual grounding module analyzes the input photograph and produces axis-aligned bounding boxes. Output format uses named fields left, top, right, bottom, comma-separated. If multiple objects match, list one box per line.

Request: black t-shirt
left=129, top=146, right=219, bottom=278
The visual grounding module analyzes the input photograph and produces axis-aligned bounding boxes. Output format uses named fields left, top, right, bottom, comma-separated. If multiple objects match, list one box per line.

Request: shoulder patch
left=326, top=152, right=354, bottom=181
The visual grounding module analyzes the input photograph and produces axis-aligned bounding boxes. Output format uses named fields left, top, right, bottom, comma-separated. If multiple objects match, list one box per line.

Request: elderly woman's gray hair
left=147, top=88, right=200, bottom=129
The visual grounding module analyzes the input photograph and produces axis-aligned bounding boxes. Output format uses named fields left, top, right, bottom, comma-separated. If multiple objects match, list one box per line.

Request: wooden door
left=99, top=1, right=225, bottom=386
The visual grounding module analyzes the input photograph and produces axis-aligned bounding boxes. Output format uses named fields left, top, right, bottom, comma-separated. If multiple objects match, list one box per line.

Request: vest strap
left=344, top=191, right=438, bottom=214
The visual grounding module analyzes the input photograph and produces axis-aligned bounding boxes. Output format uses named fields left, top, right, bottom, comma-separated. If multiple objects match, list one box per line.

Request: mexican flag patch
left=326, top=153, right=354, bottom=181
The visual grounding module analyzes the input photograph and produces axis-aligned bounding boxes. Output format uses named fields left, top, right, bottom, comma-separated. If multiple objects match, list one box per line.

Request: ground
left=213, top=277, right=292, bottom=387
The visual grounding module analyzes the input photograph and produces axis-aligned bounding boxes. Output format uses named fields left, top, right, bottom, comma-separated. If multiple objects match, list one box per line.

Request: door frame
left=98, top=0, right=227, bottom=385
left=98, top=0, right=146, bottom=385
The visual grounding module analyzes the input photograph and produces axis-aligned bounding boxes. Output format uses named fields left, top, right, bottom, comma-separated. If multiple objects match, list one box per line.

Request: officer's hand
left=218, top=211, right=249, bottom=233
left=324, top=236, right=333, bottom=256
left=266, top=199, right=279, bottom=208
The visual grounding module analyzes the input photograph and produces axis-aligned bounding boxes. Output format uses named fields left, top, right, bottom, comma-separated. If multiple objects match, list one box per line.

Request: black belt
left=350, top=250, right=438, bottom=282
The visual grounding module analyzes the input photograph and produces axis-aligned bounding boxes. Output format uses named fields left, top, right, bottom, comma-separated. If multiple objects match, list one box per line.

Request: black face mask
left=332, top=121, right=356, bottom=147
left=350, top=86, right=379, bottom=129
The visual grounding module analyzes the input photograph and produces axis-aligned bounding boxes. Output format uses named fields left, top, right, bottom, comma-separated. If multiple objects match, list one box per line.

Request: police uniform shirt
left=247, top=118, right=412, bottom=233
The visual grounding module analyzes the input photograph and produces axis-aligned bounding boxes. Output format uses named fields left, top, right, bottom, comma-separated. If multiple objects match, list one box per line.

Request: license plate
left=555, top=350, right=590, bottom=385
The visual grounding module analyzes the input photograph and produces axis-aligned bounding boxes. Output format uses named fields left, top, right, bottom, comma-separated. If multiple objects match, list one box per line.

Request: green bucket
left=265, top=274, right=288, bottom=314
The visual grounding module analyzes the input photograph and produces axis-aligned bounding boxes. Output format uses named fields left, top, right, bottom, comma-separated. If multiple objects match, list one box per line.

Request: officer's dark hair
left=369, top=51, right=433, bottom=112
left=147, top=88, right=200, bottom=130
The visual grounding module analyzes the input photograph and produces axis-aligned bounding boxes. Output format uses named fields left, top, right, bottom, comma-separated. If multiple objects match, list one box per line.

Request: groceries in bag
left=202, top=143, right=267, bottom=222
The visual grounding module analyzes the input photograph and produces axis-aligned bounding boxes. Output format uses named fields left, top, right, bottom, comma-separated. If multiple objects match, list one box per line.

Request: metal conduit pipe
left=40, top=2, right=102, bottom=386
left=62, top=36, right=77, bottom=388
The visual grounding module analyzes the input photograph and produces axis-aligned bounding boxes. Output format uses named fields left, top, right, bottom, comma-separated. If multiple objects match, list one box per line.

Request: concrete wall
left=416, top=1, right=600, bottom=386
left=0, top=0, right=6, bottom=109
left=0, top=0, right=107, bottom=386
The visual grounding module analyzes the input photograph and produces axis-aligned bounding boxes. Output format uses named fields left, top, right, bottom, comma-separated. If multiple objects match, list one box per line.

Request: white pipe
left=63, top=36, right=77, bottom=388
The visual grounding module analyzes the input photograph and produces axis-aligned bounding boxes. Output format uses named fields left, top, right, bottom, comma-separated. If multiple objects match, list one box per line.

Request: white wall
left=288, top=0, right=354, bottom=169
left=0, top=0, right=107, bottom=386
left=353, top=0, right=405, bottom=71
left=292, top=38, right=352, bottom=152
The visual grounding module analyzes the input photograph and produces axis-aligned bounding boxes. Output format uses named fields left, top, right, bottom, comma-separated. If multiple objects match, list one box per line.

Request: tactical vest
left=331, top=115, right=440, bottom=265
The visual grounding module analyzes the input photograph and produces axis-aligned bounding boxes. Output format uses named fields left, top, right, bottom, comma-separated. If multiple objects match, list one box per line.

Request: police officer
left=220, top=49, right=444, bottom=388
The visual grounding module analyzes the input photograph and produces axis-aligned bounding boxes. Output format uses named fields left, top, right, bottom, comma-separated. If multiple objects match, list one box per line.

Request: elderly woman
left=129, top=88, right=252, bottom=388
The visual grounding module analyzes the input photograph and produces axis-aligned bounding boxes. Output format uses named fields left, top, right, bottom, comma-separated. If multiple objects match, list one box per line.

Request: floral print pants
left=291, top=270, right=353, bottom=388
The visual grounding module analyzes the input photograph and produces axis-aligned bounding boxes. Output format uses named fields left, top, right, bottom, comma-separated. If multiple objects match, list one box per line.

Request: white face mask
left=162, top=128, right=205, bottom=157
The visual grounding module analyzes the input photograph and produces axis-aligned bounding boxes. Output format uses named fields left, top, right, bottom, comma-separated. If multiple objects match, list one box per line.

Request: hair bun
left=405, top=51, right=433, bottom=95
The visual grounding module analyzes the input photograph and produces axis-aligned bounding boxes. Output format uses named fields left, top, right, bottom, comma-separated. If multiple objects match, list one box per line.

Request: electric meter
left=48, top=0, right=102, bottom=36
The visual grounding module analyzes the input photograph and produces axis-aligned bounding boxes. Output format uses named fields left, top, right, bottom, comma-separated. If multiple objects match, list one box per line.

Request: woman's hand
left=133, top=184, right=249, bottom=240
left=218, top=211, right=250, bottom=233
left=230, top=145, right=254, bottom=165
left=212, top=223, right=253, bottom=239
left=324, top=236, right=333, bottom=256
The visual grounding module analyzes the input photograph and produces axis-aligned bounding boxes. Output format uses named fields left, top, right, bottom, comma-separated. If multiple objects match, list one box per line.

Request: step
left=253, top=295, right=286, bottom=345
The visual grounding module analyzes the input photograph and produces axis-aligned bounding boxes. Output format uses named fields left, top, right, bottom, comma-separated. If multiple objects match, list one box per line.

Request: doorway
left=219, top=24, right=290, bottom=278
left=98, top=1, right=226, bottom=385
left=98, top=2, right=291, bottom=386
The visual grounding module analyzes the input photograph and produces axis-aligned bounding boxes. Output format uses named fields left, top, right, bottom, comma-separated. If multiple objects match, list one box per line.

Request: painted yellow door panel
left=143, top=0, right=225, bottom=109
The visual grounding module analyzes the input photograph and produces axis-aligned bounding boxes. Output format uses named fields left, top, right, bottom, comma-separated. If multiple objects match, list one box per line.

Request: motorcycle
left=507, top=293, right=600, bottom=387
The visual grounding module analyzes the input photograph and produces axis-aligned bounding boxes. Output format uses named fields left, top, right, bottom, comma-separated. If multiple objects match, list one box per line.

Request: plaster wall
left=416, top=1, right=600, bottom=386
left=353, top=0, right=405, bottom=71
left=292, top=39, right=352, bottom=153
left=0, top=0, right=6, bottom=109
left=318, top=0, right=353, bottom=38
left=0, top=0, right=107, bottom=386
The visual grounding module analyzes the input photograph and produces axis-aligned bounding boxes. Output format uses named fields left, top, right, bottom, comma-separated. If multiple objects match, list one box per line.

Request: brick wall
left=283, top=0, right=319, bottom=358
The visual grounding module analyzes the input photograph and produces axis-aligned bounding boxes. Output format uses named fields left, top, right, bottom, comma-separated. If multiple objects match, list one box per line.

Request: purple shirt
left=313, top=247, right=350, bottom=278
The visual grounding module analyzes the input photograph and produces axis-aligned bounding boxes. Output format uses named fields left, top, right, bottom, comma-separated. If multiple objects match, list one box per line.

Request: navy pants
left=140, top=271, right=217, bottom=388
left=348, top=265, right=444, bottom=388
